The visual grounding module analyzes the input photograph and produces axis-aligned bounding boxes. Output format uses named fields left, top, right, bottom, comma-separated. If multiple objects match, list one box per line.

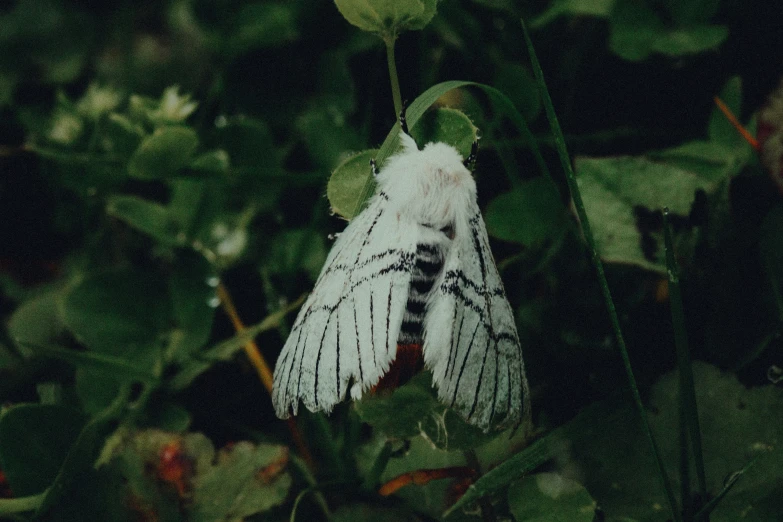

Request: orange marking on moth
left=372, top=343, right=424, bottom=393
left=713, top=96, right=760, bottom=151
left=378, top=466, right=476, bottom=496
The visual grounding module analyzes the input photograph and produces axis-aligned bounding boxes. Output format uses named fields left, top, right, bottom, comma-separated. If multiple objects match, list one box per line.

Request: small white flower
left=153, top=86, right=198, bottom=123
left=212, top=224, right=247, bottom=259
left=77, top=84, right=123, bottom=119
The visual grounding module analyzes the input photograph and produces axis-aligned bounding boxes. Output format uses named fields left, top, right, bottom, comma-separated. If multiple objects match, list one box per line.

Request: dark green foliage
left=0, top=0, right=782, bottom=521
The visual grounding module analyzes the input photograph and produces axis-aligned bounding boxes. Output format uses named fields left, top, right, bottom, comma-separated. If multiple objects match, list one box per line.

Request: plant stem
left=384, top=36, right=402, bottom=118
left=521, top=18, right=682, bottom=522
left=217, top=282, right=275, bottom=392
left=464, top=449, right=494, bottom=522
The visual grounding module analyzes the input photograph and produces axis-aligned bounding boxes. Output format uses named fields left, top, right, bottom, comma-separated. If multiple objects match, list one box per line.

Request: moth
left=272, top=113, right=529, bottom=430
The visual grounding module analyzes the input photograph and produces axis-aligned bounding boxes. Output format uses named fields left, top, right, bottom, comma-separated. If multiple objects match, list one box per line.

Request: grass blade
left=693, top=452, right=764, bottom=520
left=443, top=425, right=562, bottom=517
left=520, top=18, right=682, bottom=522
left=664, top=208, right=708, bottom=511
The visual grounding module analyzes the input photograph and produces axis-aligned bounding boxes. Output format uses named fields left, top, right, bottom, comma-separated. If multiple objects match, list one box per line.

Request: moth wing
left=272, top=192, right=418, bottom=418
left=423, top=205, right=529, bottom=430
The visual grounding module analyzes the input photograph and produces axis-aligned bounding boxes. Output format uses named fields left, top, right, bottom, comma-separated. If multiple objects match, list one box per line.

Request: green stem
left=384, top=36, right=402, bottom=118
left=521, top=19, right=682, bottom=522
left=288, top=455, right=333, bottom=521
left=363, top=441, right=393, bottom=490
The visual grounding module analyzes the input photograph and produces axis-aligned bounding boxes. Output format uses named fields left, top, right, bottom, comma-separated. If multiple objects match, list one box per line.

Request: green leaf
left=508, top=473, right=596, bottom=522
left=609, top=0, right=728, bottom=61
left=665, top=0, right=720, bottom=25
left=103, top=113, right=145, bottom=157
left=228, top=2, right=299, bottom=55
left=190, top=442, right=291, bottom=520
left=127, top=126, right=199, bottom=179
left=297, top=104, right=364, bottom=171
left=565, top=363, right=783, bottom=521
left=62, top=270, right=171, bottom=354
left=529, top=0, right=615, bottom=28
left=149, top=402, right=192, bottom=433
left=333, top=0, right=439, bottom=38
left=188, top=149, right=230, bottom=175
left=100, top=429, right=291, bottom=520
left=355, top=373, right=496, bottom=451
left=106, top=195, right=186, bottom=246
left=574, top=155, right=726, bottom=272
left=484, top=177, right=567, bottom=247
left=492, top=63, right=542, bottom=123
left=0, top=405, right=86, bottom=497
left=0, top=491, right=47, bottom=516
left=34, top=386, right=132, bottom=517
left=410, top=107, right=478, bottom=159
left=75, top=368, right=122, bottom=414
left=7, top=287, right=65, bottom=357
left=328, top=149, right=378, bottom=219
left=650, top=25, right=729, bottom=57
left=651, top=140, right=752, bottom=180
left=168, top=252, right=218, bottom=360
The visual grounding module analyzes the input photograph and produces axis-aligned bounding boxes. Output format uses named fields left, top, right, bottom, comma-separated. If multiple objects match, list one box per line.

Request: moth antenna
left=464, top=136, right=480, bottom=171
left=370, top=158, right=379, bottom=177
left=399, top=100, right=410, bottom=135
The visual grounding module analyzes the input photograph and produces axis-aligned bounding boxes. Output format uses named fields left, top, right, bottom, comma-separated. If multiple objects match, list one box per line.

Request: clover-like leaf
left=485, top=177, right=567, bottom=247
left=127, top=126, right=199, bottom=179
left=334, top=0, right=439, bottom=40
left=508, top=473, right=597, bottom=522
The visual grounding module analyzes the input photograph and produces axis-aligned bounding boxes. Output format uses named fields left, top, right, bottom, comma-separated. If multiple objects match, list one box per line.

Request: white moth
left=272, top=128, right=529, bottom=430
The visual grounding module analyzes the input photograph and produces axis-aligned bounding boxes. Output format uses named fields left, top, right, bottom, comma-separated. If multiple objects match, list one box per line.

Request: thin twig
left=713, top=96, right=759, bottom=151
left=378, top=466, right=475, bottom=496
left=216, top=282, right=315, bottom=470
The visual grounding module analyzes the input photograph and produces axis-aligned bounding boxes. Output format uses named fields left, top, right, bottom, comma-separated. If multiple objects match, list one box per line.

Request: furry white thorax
left=377, top=133, right=476, bottom=233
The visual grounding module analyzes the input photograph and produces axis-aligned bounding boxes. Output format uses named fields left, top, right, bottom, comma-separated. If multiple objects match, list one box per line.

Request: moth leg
left=463, top=135, right=480, bottom=171
left=370, top=158, right=379, bottom=177
left=399, top=99, right=410, bottom=135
